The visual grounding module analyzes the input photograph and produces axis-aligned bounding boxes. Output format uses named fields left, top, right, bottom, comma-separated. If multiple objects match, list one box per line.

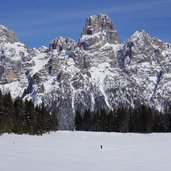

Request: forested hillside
left=0, top=91, right=58, bottom=135
left=1, top=89, right=171, bottom=134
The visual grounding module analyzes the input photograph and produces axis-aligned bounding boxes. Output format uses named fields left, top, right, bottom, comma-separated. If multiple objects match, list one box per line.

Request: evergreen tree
left=3, top=92, right=14, bottom=133
left=92, top=110, right=101, bottom=131
left=50, top=106, right=58, bottom=131
left=83, top=109, right=92, bottom=131
left=107, top=110, right=114, bottom=132
left=75, top=110, right=83, bottom=130
left=0, top=90, right=4, bottom=134
left=13, top=97, right=25, bottom=133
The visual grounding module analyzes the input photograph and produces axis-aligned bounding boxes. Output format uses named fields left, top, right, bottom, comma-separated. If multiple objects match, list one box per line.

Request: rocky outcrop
left=79, top=13, right=120, bottom=50
left=0, top=25, right=18, bottom=43
left=49, top=37, right=76, bottom=52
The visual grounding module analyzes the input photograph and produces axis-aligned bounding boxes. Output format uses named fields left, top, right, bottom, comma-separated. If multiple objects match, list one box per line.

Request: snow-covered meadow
left=0, top=131, right=171, bottom=171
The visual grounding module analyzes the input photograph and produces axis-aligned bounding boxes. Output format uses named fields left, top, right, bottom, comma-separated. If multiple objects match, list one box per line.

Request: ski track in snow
left=0, top=131, right=171, bottom=171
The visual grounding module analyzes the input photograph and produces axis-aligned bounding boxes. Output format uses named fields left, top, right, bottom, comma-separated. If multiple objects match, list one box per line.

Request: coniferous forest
left=1, top=90, right=171, bottom=135
left=75, top=105, right=171, bottom=133
left=0, top=91, right=58, bottom=135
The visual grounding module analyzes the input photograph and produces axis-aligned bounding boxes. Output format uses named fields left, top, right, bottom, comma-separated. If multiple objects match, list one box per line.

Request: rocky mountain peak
left=82, top=13, right=115, bottom=35
left=126, top=29, right=167, bottom=51
left=0, top=25, right=18, bottom=43
left=123, top=30, right=157, bottom=52
left=130, top=30, right=151, bottom=41
left=79, top=14, right=120, bottom=50
left=49, top=36, right=76, bottom=52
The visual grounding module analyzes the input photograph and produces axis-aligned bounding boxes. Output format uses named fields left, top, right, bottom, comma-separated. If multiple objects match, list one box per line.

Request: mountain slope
left=0, top=14, right=171, bottom=129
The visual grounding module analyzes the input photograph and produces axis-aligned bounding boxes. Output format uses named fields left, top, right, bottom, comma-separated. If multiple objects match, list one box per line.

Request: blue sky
left=0, top=0, right=171, bottom=48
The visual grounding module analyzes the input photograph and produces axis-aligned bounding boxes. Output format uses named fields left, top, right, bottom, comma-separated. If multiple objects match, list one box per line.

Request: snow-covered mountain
left=0, top=14, right=171, bottom=129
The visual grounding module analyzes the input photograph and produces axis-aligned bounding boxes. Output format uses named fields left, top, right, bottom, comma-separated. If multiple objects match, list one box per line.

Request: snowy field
left=0, top=131, right=171, bottom=171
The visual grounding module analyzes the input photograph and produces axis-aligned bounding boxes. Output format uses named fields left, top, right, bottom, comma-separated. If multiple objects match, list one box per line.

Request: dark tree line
left=1, top=89, right=171, bottom=134
left=75, top=105, right=171, bottom=133
left=0, top=91, right=58, bottom=135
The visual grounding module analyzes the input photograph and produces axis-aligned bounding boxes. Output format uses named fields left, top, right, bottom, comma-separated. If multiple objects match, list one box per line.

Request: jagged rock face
left=0, top=14, right=171, bottom=130
left=0, top=25, right=18, bottom=43
left=79, top=14, right=120, bottom=50
left=0, top=25, right=33, bottom=84
left=119, top=30, right=171, bottom=109
left=0, top=41, right=32, bottom=84
left=49, top=37, right=76, bottom=52
left=0, top=26, right=45, bottom=97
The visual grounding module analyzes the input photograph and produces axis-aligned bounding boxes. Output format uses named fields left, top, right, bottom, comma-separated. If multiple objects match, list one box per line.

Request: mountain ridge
left=0, top=14, right=171, bottom=129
